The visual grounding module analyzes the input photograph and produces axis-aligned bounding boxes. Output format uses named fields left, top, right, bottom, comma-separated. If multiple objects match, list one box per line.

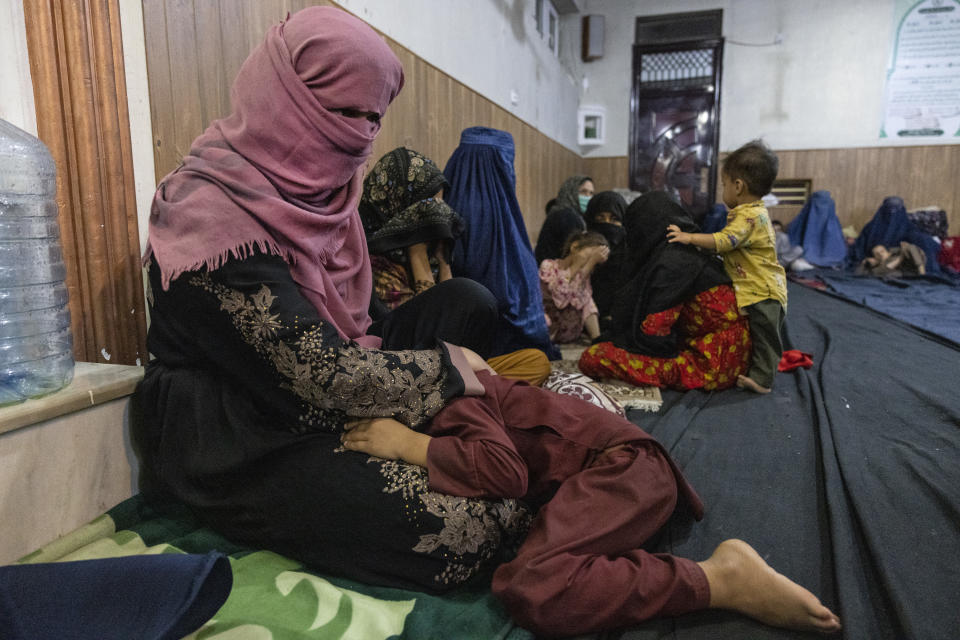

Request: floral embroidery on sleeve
left=190, top=272, right=447, bottom=431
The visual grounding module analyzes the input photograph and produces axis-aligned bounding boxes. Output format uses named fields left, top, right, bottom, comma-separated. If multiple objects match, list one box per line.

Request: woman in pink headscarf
left=134, top=7, right=528, bottom=592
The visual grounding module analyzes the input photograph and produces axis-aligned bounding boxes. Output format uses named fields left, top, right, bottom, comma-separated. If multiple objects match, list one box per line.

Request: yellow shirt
left=711, top=201, right=787, bottom=310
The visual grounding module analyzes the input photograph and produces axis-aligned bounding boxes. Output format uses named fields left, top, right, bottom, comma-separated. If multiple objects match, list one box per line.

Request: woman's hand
left=407, top=243, right=436, bottom=291
left=342, top=417, right=430, bottom=467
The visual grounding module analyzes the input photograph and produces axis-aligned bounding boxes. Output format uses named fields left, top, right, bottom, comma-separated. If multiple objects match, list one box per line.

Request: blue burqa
left=848, top=196, right=941, bottom=273
left=443, top=127, right=558, bottom=358
left=787, top=190, right=847, bottom=267
left=701, top=203, right=728, bottom=233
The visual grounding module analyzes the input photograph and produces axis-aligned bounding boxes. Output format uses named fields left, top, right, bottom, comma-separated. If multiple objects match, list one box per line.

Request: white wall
left=0, top=0, right=37, bottom=135
left=332, top=0, right=584, bottom=151
left=117, top=0, right=155, bottom=255
left=575, top=0, right=908, bottom=156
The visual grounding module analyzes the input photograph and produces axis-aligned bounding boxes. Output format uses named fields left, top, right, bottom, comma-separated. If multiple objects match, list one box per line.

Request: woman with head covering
left=135, top=8, right=529, bottom=593
left=534, top=206, right=585, bottom=265
left=444, top=126, right=560, bottom=359
left=579, top=191, right=751, bottom=390
left=551, top=174, right=595, bottom=215
left=360, top=147, right=461, bottom=312
left=847, top=196, right=940, bottom=273
left=361, top=146, right=550, bottom=385
left=584, top=190, right=627, bottom=329
left=786, top=191, right=846, bottom=267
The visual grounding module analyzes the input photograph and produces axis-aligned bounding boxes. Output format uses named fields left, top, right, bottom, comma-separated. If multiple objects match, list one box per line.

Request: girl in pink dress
left=539, top=230, right=608, bottom=344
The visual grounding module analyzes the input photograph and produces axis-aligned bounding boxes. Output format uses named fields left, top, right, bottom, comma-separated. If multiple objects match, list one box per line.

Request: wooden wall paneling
left=773, top=146, right=960, bottom=233
left=193, top=0, right=229, bottom=127
left=216, top=0, right=252, bottom=102
left=141, top=0, right=176, bottom=182
left=165, top=0, right=205, bottom=170
left=582, top=156, right=630, bottom=194
left=23, top=0, right=147, bottom=366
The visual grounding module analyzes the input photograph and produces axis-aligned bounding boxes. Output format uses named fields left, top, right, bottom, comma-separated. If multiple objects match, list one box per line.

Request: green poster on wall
left=881, top=0, right=960, bottom=140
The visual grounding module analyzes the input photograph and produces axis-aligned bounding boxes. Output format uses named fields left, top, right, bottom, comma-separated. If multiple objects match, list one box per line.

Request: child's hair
left=722, top=139, right=779, bottom=197
left=561, top=230, right=607, bottom=258
left=772, top=220, right=784, bottom=231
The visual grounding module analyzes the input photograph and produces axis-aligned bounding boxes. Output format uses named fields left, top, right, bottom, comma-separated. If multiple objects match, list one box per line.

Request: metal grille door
left=629, top=38, right=723, bottom=219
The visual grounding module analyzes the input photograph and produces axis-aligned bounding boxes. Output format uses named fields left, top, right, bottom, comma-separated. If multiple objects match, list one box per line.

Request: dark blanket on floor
left=802, top=269, right=960, bottom=346
left=596, top=281, right=960, bottom=640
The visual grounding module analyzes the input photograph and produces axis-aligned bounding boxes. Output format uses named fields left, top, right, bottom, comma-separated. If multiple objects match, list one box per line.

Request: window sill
left=0, top=362, right=144, bottom=436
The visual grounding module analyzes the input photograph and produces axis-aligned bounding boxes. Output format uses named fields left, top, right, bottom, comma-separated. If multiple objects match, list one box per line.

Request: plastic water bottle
left=0, top=119, right=74, bottom=406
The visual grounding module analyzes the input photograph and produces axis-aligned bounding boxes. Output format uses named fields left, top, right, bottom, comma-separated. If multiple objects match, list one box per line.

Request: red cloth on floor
left=779, top=349, right=813, bottom=372
left=938, top=237, right=960, bottom=273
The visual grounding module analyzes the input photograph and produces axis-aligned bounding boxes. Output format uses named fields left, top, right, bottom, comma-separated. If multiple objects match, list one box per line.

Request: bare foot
left=698, top=539, right=841, bottom=634
left=737, top=375, right=771, bottom=394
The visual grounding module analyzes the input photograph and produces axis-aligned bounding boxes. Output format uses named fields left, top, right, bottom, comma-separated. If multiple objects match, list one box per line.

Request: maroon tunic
left=424, top=372, right=711, bottom=636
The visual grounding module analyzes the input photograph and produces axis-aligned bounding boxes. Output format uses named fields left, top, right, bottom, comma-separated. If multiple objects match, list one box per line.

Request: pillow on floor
left=542, top=371, right=625, bottom=417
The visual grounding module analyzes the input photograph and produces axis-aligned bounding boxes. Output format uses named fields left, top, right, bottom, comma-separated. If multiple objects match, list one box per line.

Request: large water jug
left=0, top=119, right=74, bottom=406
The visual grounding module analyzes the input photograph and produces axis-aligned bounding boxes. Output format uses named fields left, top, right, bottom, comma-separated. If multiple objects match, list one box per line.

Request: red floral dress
left=579, top=285, right=751, bottom=391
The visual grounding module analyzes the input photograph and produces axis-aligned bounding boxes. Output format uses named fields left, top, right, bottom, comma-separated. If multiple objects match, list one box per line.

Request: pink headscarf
left=145, top=7, right=404, bottom=347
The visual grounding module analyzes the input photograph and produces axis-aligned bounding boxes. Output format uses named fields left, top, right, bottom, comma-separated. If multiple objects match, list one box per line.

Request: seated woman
left=785, top=190, right=846, bottom=268
left=360, top=146, right=460, bottom=312
left=360, top=146, right=549, bottom=385
left=579, top=192, right=751, bottom=391
left=539, top=230, right=608, bottom=344
left=443, top=127, right=559, bottom=359
left=584, top=190, right=627, bottom=331
left=135, top=7, right=529, bottom=594
left=550, top=174, right=595, bottom=215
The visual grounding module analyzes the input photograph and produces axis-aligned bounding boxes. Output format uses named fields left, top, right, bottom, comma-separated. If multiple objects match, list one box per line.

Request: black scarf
left=585, top=191, right=627, bottom=325
left=534, top=206, right=586, bottom=264
left=600, top=191, right=730, bottom=356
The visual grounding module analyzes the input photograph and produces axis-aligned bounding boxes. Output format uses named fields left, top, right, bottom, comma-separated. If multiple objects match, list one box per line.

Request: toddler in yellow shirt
left=667, top=140, right=786, bottom=394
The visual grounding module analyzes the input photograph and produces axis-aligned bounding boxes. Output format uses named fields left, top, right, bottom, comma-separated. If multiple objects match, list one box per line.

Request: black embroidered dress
left=135, top=252, right=529, bottom=592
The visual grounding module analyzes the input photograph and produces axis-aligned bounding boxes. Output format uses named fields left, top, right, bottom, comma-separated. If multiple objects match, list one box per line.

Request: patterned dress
left=579, top=285, right=751, bottom=391
left=539, top=259, right=598, bottom=343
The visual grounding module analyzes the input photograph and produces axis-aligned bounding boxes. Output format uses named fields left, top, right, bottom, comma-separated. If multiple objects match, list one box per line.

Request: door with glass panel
left=630, top=37, right=724, bottom=220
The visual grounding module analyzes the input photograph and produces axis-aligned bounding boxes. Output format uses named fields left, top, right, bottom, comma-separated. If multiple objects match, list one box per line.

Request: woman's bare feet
left=737, top=374, right=771, bottom=394
left=698, top=539, right=841, bottom=634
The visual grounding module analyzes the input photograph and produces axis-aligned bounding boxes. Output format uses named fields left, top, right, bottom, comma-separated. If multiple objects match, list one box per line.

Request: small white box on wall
left=578, top=106, right=605, bottom=145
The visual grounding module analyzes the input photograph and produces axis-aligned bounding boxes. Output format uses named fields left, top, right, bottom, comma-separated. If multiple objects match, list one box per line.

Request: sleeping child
left=340, top=371, right=842, bottom=637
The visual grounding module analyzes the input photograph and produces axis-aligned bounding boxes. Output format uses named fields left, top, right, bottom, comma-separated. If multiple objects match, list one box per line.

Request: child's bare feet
left=698, top=539, right=841, bottom=634
left=737, top=374, right=771, bottom=394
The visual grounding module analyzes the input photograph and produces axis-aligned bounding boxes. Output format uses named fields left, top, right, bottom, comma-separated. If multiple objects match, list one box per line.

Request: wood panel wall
left=23, top=0, right=147, bottom=367
left=585, top=145, right=960, bottom=235
left=141, top=0, right=582, bottom=242
left=775, top=146, right=960, bottom=233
